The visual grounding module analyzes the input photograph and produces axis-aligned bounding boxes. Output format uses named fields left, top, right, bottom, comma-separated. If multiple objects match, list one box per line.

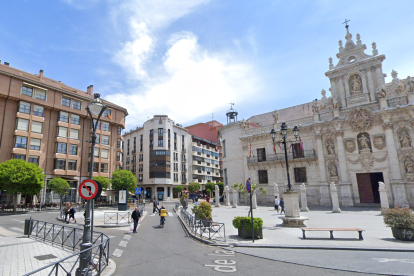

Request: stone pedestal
left=279, top=191, right=308, bottom=227
left=330, top=182, right=341, bottom=213
left=391, top=181, right=409, bottom=207
left=215, top=185, right=220, bottom=207
left=299, top=184, right=309, bottom=212
left=224, top=186, right=230, bottom=206
left=232, top=187, right=238, bottom=208
left=313, top=113, right=320, bottom=122
left=379, top=98, right=388, bottom=109
left=252, top=191, right=257, bottom=209
left=333, top=108, right=340, bottom=118
left=378, top=181, right=389, bottom=212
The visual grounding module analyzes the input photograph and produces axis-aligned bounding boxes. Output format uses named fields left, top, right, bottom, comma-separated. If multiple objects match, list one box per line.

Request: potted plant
left=232, top=216, right=263, bottom=239
left=382, top=207, right=414, bottom=241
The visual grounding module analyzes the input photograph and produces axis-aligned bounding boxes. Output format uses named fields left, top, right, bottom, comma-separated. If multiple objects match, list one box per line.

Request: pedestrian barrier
left=23, top=218, right=110, bottom=276
left=104, top=212, right=131, bottom=224
left=180, top=208, right=226, bottom=243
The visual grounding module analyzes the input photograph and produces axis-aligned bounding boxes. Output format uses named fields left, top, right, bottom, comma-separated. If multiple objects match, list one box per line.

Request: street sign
left=195, top=190, right=198, bottom=193
left=135, top=188, right=141, bottom=194
left=79, top=179, right=101, bottom=200
left=144, top=191, right=147, bottom=194
left=246, top=179, right=251, bottom=192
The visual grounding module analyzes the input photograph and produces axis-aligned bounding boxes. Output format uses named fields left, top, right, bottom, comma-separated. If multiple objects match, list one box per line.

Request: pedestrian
left=69, top=205, right=77, bottom=223
left=65, top=202, right=70, bottom=223
left=153, top=198, right=158, bottom=213
left=206, top=195, right=210, bottom=203
left=275, top=196, right=280, bottom=214
left=280, top=197, right=285, bottom=214
left=183, top=197, right=187, bottom=210
left=131, top=207, right=141, bottom=233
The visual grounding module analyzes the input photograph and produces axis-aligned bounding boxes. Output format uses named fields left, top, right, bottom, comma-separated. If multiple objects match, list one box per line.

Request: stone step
left=354, top=203, right=381, bottom=207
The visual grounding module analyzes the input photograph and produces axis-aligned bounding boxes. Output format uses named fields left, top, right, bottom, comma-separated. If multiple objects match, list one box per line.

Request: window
left=88, top=162, right=99, bottom=172
left=94, top=148, right=99, bottom=157
left=31, top=121, right=42, bottom=133
left=294, top=167, right=307, bottom=183
left=29, top=156, right=39, bottom=164
left=15, top=136, right=28, bottom=148
left=102, top=122, right=109, bottom=131
left=174, top=142, right=177, bottom=150
left=150, top=129, right=153, bottom=137
left=168, top=140, right=170, bottom=149
left=69, top=144, right=78, bottom=155
left=222, top=140, right=226, bottom=157
left=101, top=148, right=109, bottom=159
left=101, top=163, right=108, bottom=173
left=158, top=139, right=163, bottom=147
left=73, top=100, right=81, bottom=110
left=58, top=126, right=68, bottom=137
left=96, top=134, right=100, bottom=143
left=103, top=109, right=111, bottom=117
left=19, top=101, right=31, bottom=114
left=62, top=97, right=71, bottom=107
left=257, top=148, right=266, bottom=162
left=55, top=159, right=66, bottom=170
left=258, top=170, right=268, bottom=184
left=182, top=135, right=184, bottom=143
left=70, top=129, right=79, bottom=139
left=14, top=154, right=26, bottom=160
left=16, top=118, right=29, bottom=131
left=168, top=129, right=170, bottom=138
left=117, top=139, right=122, bottom=148
left=292, top=143, right=304, bottom=158
left=158, top=128, right=163, bottom=137
left=150, top=139, right=153, bottom=148
left=117, top=152, right=121, bottom=161
left=224, top=168, right=228, bottom=186
left=35, top=89, right=46, bottom=100
left=92, top=119, right=101, bottom=130
left=102, top=135, right=109, bottom=145
left=68, top=160, right=77, bottom=171
left=71, top=114, right=80, bottom=125
left=33, top=105, right=44, bottom=117
left=30, top=138, right=41, bottom=150
left=118, top=126, right=122, bottom=135
left=174, top=132, right=177, bottom=140
left=56, top=143, right=67, bottom=154
left=60, top=111, right=69, bottom=123
left=22, top=85, right=33, bottom=97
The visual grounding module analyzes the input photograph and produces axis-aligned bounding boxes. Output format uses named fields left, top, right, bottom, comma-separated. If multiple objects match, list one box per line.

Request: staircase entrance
left=356, top=172, right=383, bottom=203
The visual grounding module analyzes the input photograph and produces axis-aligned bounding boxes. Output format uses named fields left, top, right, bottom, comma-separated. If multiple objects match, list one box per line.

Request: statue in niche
left=350, top=75, right=362, bottom=95
left=398, top=129, right=411, bottom=148
left=404, top=158, right=414, bottom=174
left=357, top=133, right=371, bottom=151
left=330, top=96, right=338, bottom=109
left=326, top=140, right=335, bottom=155
left=328, top=162, right=338, bottom=177
left=272, top=110, right=279, bottom=124
left=312, top=100, right=319, bottom=114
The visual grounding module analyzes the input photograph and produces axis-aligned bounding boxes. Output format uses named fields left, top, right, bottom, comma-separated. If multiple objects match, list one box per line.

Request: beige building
left=220, top=27, right=414, bottom=208
left=0, top=62, right=127, bottom=204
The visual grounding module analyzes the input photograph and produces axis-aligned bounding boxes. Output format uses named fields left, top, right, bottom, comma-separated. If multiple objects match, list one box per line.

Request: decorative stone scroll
left=347, top=107, right=374, bottom=132
left=348, top=153, right=387, bottom=171
left=344, top=138, right=356, bottom=153
left=372, top=134, right=386, bottom=150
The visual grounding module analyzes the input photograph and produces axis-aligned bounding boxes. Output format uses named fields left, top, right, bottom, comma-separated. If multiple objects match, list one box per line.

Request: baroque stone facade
left=220, top=27, right=414, bottom=208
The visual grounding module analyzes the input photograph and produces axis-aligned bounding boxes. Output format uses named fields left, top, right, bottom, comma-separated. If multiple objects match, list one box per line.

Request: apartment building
left=123, top=115, right=189, bottom=200
left=0, top=62, right=127, bottom=204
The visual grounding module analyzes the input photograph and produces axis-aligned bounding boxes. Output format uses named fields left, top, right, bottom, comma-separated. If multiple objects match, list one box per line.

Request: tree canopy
left=93, top=176, right=110, bottom=191
left=216, top=182, right=224, bottom=194
left=48, top=178, right=70, bottom=207
left=173, top=185, right=184, bottom=193
left=205, top=182, right=215, bottom=193
left=188, top=182, right=201, bottom=193
left=111, top=169, right=137, bottom=193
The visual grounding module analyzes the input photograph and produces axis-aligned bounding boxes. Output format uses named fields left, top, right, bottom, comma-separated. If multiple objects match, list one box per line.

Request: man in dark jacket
left=153, top=198, right=158, bottom=213
left=131, top=207, right=141, bottom=233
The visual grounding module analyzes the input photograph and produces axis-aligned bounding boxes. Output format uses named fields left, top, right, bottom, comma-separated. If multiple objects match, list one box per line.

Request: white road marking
left=123, top=235, right=131, bottom=240
left=118, top=241, right=128, bottom=247
left=108, top=235, right=116, bottom=238
left=12, top=219, right=24, bottom=223
left=150, top=214, right=155, bottom=216
left=112, top=249, right=123, bottom=258
left=373, top=258, right=414, bottom=264
left=10, top=227, right=23, bottom=233
left=168, top=213, right=173, bottom=217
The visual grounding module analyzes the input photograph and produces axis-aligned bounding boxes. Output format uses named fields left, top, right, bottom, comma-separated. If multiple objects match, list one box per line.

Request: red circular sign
left=79, top=179, right=98, bottom=200
left=246, top=179, right=251, bottom=192
left=195, top=190, right=198, bottom=193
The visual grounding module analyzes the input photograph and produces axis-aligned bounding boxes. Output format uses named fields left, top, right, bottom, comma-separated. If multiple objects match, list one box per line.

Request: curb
left=100, top=258, right=116, bottom=276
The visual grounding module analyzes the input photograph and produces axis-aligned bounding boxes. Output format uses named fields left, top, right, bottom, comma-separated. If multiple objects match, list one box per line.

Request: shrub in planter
left=232, top=216, right=264, bottom=239
left=194, top=201, right=212, bottom=220
left=383, top=207, right=414, bottom=241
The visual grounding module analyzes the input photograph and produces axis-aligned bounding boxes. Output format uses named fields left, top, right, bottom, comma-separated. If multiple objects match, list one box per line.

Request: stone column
left=330, top=182, right=341, bottom=213
left=224, top=186, right=230, bottom=206
left=335, top=130, right=349, bottom=183
left=300, top=184, right=309, bottom=212
left=378, top=181, right=389, bottom=211
left=315, top=133, right=327, bottom=182
left=215, top=185, right=220, bottom=207
left=382, top=122, right=402, bottom=180
left=252, top=190, right=257, bottom=209
left=232, top=187, right=238, bottom=208
left=366, top=68, right=376, bottom=101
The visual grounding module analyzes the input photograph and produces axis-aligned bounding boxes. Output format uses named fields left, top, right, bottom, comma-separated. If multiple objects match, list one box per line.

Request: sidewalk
left=185, top=203, right=414, bottom=251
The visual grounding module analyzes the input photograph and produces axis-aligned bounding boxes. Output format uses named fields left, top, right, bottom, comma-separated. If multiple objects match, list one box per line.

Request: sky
left=1, top=0, right=414, bottom=131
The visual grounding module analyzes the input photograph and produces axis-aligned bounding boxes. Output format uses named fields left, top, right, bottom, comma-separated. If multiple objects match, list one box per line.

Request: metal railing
left=104, top=212, right=131, bottom=225
left=24, top=219, right=110, bottom=275
left=180, top=208, right=226, bottom=243
left=247, top=149, right=317, bottom=164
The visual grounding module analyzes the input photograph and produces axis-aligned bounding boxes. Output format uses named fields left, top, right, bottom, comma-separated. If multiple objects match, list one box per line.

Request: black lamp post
left=76, top=93, right=106, bottom=276
left=270, top=122, right=299, bottom=192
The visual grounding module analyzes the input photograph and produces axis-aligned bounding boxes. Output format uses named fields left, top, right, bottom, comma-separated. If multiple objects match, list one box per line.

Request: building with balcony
left=0, top=62, right=127, bottom=204
left=220, top=27, right=414, bottom=208
left=123, top=115, right=190, bottom=200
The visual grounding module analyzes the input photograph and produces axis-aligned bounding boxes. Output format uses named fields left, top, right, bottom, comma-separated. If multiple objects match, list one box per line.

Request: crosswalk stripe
left=168, top=213, right=173, bottom=217
left=118, top=241, right=128, bottom=247
left=123, top=235, right=131, bottom=240
left=112, top=249, right=123, bottom=257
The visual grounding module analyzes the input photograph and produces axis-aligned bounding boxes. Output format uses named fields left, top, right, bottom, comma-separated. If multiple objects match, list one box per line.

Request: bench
left=301, top=228, right=365, bottom=240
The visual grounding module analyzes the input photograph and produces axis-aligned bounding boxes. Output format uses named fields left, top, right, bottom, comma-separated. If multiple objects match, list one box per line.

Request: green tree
left=0, top=159, right=44, bottom=213
left=188, top=182, right=201, bottom=193
left=173, top=185, right=184, bottom=194
left=206, top=188, right=211, bottom=196
left=205, top=182, right=215, bottom=197
left=93, top=176, right=110, bottom=191
left=111, top=169, right=137, bottom=193
left=48, top=178, right=70, bottom=208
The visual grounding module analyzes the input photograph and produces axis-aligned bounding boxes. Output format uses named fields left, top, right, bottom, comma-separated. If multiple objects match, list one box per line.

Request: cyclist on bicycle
left=158, top=205, right=167, bottom=226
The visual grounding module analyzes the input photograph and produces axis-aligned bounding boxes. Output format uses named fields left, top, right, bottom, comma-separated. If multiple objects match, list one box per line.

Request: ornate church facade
left=220, top=27, right=414, bottom=208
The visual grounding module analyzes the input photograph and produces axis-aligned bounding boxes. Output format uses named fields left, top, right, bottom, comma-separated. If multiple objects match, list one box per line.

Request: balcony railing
left=247, top=150, right=317, bottom=164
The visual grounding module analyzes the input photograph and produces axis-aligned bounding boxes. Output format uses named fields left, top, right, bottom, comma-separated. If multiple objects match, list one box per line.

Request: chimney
left=87, top=85, right=93, bottom=96
left=4, top=62, right=9, bottom=66
left=39, top=70, right=43, bottom=79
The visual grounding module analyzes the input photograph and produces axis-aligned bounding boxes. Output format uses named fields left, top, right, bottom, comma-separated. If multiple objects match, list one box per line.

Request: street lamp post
left=270, top=122, right=299, bottom=192
left=76, top=93, right=106, bottom=276
left=139, top=176, right=143, bottom=203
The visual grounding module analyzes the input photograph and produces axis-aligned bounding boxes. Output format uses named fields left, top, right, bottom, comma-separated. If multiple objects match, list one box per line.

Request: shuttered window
left=102, top=122, right=109, bottom=131
left=58, top=127, right=68, bottom=137
left=30, top=138, right=41, bottom=150
left=19, top=101, right=31, bottom=114
left=33, top=105, right=44, bottom=117
left=17, top=118, right=29, bottom=131
left=70, top=129, right=79, bottom=139
left=60, top=111, right=69, bottom=122
left=71, top=114, right=80, bottom=125
left=102, top=135, right=109, bottom=145
left=31, top=121, right=42, bottom=133
left=96, top=134, right=100, bottom=143
left=101, top=148, right=109, bottom=159
left=35, top=89, right=46, bottom=100
left=90, top=148, right=100, bottom=158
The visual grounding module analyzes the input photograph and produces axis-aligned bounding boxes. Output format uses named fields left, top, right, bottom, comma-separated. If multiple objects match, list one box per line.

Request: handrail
left=247, top=149, right=316, bottom=164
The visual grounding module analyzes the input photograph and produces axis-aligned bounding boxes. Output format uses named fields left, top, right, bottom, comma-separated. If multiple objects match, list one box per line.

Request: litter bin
left=24, top=218, right=33, bottom=236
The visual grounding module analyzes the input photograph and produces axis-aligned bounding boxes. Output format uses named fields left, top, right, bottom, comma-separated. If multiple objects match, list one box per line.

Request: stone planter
left=391, top=228, right=414, bottom=241
left=237, top=226, right=263, bottom=239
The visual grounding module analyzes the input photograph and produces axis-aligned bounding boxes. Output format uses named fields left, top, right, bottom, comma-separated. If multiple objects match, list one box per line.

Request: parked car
left=213, top=195, right=224, bottom=203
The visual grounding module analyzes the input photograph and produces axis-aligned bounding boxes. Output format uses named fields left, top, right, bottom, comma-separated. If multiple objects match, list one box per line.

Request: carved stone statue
left=312, top=100, right=319, bottom=113
left=399, top=129, right=411, bottom=148
left=328, top=162, right=338, bottom=177
left=377, top=85, right=386, bottom=99
left=326, top=140, right=335, bottom=155
left=358, top=134, right=370, bottom=150
left=350, top=75, right=362, bottom=95
left=330, top=96, right=338, bottom=109
left=241, top=119, right=247, bottom=130
left=406, top=76, right=414, bottom=93
left=405, top=158, right=414, bottom=174
left=272, top=110, right=279, bottom=124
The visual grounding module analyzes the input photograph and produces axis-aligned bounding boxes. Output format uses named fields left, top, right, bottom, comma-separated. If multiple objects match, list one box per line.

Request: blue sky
left=1, top=0, right=413, bottom=130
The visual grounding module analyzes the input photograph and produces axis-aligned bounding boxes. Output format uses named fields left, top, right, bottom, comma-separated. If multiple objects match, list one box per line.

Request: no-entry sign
left=246, top=179, right=251, bottom=192
left=79, top=179, right=102, bottom=200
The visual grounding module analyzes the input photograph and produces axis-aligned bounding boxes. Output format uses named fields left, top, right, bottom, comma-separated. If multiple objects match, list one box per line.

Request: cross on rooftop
left=342, top=19, right=350, bottom=30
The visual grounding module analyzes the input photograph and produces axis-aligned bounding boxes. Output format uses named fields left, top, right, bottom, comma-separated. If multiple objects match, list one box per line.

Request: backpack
left=72, top=208, right=77, bottom=214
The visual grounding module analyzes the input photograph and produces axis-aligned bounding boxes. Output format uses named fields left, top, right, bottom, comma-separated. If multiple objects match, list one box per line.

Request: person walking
left=131, top=207, right=141, bottom=233
left=65, top=202, right=71, bottom=223
left=69, top=205, right=77, bottom=223
left=153, top=198, right=158, bottom=213
left=280, top=198, right=285, bottom=214
left=274, top=196, right=280, bottom=214
left=206, top=195, right=210, bottom=203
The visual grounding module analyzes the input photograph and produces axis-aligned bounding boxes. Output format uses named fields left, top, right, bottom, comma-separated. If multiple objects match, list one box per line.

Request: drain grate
left=34, top=254, right=58, bottom=261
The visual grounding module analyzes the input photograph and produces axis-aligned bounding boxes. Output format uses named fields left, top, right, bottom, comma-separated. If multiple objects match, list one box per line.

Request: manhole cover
left=34, top=254, right=58, bottom=261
